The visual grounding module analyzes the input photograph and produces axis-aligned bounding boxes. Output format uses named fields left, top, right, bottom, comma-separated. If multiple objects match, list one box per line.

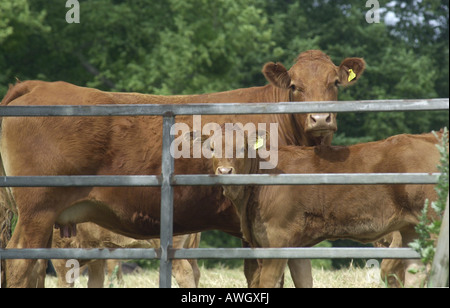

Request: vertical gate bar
left=159, top=114, right=175, bottom=288
left=429, top=195, right=449, bottom=287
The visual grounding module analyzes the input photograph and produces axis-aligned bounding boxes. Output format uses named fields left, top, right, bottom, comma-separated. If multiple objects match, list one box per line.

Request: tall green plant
left=409, top=127, right=449, bottom=277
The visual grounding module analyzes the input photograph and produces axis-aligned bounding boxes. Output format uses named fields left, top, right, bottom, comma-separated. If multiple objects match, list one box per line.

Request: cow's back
left=257, top=133, right=441, bottom=246
left=277, top=132, right=441, bottom=174
left=1, top=81, right=114, bottom=177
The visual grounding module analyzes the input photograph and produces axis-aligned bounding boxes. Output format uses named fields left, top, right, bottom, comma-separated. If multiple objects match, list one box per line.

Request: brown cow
left=373, top=231, right=406, bottom=287
left=0, top=50, right=365, bottom=287
left=207, top=126, right=440, bottom=287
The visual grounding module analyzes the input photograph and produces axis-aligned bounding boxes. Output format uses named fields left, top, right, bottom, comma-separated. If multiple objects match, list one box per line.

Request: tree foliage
left=1, top=0, right=447, bottom=140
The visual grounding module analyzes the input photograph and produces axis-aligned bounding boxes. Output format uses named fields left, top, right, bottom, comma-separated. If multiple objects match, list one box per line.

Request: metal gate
left=1, top=98, right=448, bottom=288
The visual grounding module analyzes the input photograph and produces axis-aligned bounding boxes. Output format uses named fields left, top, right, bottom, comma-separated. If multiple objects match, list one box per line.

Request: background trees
left=1, top=0, right=447, bottom=141
left=1, top=0, right=448, bottom=268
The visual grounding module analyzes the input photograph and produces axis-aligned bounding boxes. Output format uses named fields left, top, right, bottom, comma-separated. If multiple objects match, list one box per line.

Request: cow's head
left=262, top=50, right=365, bottom=145
left=195, top=126, right=262, bottom=202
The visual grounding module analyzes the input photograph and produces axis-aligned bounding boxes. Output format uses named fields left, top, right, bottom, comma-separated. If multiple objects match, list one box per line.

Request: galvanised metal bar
left=159, top=114, right=175, bottom=288
left=0, top=173, right=440, bottom=187
left=429, top=196, right=449, bottom=287
left=0, top=175, right=161, bottom=187
left=0, top=248, right=159, bottom=260
left=0, top=98, right=448, bottom=117
left=170, top=247, right=421, bottom=260
left=0, top=247, right=419, bottom=260
left=173, top=173, right=441, bottom=186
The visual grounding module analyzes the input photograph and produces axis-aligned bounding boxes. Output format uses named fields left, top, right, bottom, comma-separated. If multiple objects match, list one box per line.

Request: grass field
left=44, top=263, right=385, bottom=288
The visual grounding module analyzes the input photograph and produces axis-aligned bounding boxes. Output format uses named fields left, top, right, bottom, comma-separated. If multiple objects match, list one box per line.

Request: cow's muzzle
left=215, top=167, right=235, bottom=175
left=306, top=113, right=337, bottom=137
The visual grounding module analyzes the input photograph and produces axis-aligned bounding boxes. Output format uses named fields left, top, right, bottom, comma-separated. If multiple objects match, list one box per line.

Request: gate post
left=159, top=114, right=175, bottom=288
left=429, top=195, right=449, bottom=287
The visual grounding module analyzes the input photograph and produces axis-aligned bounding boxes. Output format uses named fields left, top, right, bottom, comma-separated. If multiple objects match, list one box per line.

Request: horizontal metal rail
left=0, top=175, right=161, bottom=187
left=0, top=247, right=420, bottom=260
left=171, top=248, right=421, bottom=260
left=0, top=98, right=448, bottom=117
left=172, top=173, right=440, bottom=186
left=0, top=248, right=158, bottom=260
left=0, top=173, right=440, bottom=187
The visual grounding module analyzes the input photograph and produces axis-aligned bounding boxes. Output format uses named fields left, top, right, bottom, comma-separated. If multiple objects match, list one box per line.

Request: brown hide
left=213, top=131, right=440, bottom=287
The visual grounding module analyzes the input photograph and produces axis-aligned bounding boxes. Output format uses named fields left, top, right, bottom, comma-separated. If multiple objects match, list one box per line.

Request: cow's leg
left=172, top=234, right=199, bottom=288
left=404, top=259, right=427, bottom=287
left=188, top=258, right=201, bottom=287
left=106, top=260, right=123, bottom=286
left=53, top=259, right=75, bottom=287
left=87, top=260, right=106, bottom=288
left=377, top=231, right=405, bottom=287
left=257, top=259, right=288, bottom=288
left=188, top=233, right=201, bottom=287
left=379, top=258, right=405, bottom=287
left=5, top=212, right=55, bottom=288
left=244, top=259, right=260, bottom=287
left=31, top=259, right=48, bottom=288
left=288, top=259, right=313, bottom=288
left=242, top=239, right=260, bottom=287
left=401, top=229, right=427, bottom=287
left=172, top=259, right=197, bottom=288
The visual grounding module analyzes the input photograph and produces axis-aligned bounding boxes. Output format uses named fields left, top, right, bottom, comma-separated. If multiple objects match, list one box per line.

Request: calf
left=206, top=127, right=440, bottom=287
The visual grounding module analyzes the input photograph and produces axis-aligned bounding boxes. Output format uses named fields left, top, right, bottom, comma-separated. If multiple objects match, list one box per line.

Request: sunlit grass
left=44, top=262, right=384, bottom=288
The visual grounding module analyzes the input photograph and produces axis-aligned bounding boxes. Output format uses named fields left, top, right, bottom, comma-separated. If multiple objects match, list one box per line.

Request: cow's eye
left=290, top=84, right=304, bottom=92
left=334, top=79, right=340, bottom=87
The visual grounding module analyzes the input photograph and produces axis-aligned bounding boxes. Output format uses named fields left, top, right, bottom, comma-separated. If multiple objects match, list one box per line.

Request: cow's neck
left=266, top=87, right=317, bottom=146
left=222, top=157, right=260, bottom=244
left=117, top=85, right=327, bottom=146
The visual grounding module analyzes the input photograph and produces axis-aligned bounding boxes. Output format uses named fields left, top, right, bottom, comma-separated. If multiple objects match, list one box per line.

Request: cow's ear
left=338, top=58, right=366, bottom=86
left=262, top=62, right=291, bottom=89
left=248, top=129, right=269, bottom=151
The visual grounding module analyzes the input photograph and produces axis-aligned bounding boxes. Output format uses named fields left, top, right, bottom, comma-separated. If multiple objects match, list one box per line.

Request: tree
left=387, top=0, right=449, bottom=97
left=0, top=0, right=50, bottom=94
left=19, top=0, right=273, bottom=95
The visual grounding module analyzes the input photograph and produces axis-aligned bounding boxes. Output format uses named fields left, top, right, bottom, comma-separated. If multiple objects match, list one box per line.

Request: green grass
left=44, top=263, right=384, bottom=288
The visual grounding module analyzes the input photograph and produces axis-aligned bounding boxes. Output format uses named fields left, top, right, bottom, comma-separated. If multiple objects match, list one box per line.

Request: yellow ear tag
left=253, top=136, right=264, bottom=150
left=348, top=69, right=356, bottom=82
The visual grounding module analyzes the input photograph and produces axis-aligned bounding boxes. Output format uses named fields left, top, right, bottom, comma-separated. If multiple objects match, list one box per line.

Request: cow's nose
left=307, top=113, right=337, bottom=134
left=310, top=113, right=332, bottom=125
left=216, top=167, right=234, bottom=175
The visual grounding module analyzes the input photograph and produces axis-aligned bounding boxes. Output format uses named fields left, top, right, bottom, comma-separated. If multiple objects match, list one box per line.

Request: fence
left=0, top=98, right=449, bottom=288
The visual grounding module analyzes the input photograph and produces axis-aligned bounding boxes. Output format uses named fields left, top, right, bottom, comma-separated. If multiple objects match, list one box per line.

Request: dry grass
left=44, top=263, right=385, bottom=288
